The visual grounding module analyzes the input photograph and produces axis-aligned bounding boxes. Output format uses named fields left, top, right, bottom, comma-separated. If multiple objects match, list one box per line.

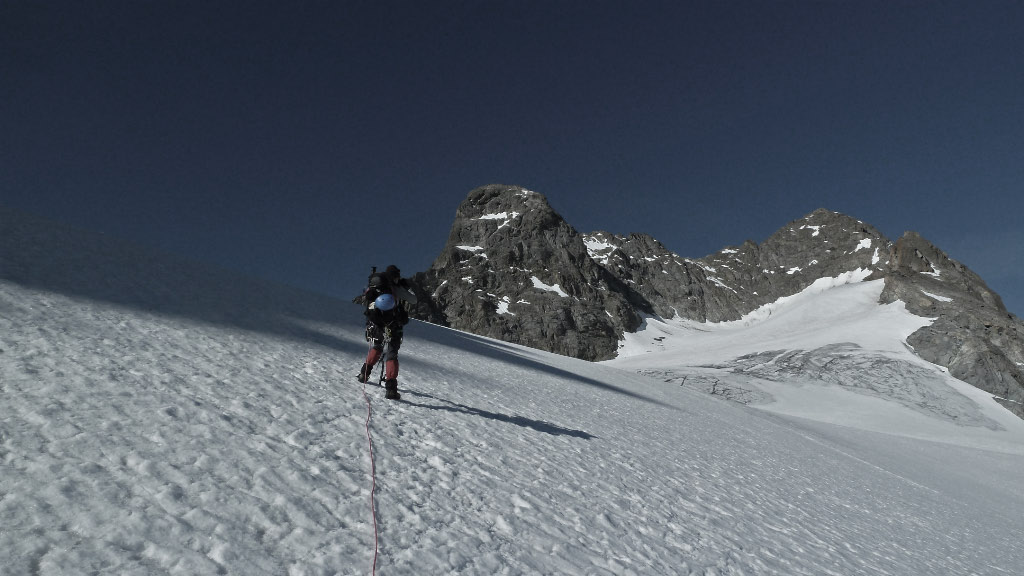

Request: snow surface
left=582, top=236, right=616, bottom=265
left=476, top=212, right=519, bottom=230
left=477, top=212, right=519, bottom=221
left=583, top=238, right=615, bottom=254
left=608, top=269, right=1024, bottom=453
left=495, top=296, right=514, bottom=316
left=3, top=220, right=1024, bottom=575
left=530, top=276, right=569, bottom=298
left=921, top=289, right=953, bottom=303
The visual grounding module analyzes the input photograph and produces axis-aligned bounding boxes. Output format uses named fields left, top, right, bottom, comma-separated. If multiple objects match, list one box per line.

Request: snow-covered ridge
left=732, top=268, right=874, bottom=326
left=615, top=268, right=877, bottom=351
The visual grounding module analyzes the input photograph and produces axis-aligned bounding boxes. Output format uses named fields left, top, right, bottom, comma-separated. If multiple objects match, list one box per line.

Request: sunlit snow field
left=3, top=210, right=1024, bottom=575
left=610, top=271, right=1024, bottom=454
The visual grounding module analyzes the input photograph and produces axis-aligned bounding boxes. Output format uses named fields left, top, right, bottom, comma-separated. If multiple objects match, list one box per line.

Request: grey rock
left=411, top=185, right=643, bottom=361
left=581, top=231, right=711, bottom=320
left=583, top=208, right=890, bottom=322
left=413, top=186, right=1024, bottom=417
left=879, top=232, right=1024, bottom=418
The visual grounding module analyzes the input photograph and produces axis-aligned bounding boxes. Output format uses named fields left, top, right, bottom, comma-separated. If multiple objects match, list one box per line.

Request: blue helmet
left=374, top=293, right=396, bottom=311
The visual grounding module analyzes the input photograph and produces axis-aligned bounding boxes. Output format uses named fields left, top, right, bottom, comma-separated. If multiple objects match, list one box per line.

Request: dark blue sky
left=3, top=1, right=1023, bottom=314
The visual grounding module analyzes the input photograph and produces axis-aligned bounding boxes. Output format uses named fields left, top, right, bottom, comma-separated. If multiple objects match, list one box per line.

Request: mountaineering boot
left=356, top=364, right=370, bottom=383
left=384, top=379, right=401, bottom=400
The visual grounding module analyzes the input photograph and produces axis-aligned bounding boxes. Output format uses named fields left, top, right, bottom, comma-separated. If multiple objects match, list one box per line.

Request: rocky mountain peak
left=433, top=185, right=592, bottom=292
left=758, top=209, right=890, bottom=276
left=415, top=193, right=910, bottom=353
left=887, top=231, right=1005, bottom=312
left=876, top=231, right=1024, bottom=415
left=412, top=185, right=643, bottom=360
left=411, top=187, right=1024, bottom=415
left=456, top=184, right=550, bottom=220
left=580, top=230, right=709, bottom=320
left=702, top=209, right=891, bottom=312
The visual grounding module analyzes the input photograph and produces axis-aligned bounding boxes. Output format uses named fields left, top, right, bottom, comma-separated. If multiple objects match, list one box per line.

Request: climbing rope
left=362, top=378, right=379, bottom=575
left=362, top=334, right=380, bottom=575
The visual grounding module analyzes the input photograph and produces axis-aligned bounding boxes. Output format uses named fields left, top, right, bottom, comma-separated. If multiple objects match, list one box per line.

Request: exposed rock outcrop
left=411, top=185, right=643, bottom=360
left=412, top=185, right=1024, bottom=415
left=584, top=208, right=892, bottom=323
left=879, top=232, right=1024, bottom=417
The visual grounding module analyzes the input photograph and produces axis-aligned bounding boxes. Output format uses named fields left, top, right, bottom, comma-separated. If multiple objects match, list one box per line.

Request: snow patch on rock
left=531, top=276, right=569, bottom=297
left=921, top=290, right=953, bottom=303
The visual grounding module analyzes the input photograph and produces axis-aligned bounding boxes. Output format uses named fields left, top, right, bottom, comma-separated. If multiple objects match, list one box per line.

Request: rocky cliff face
left=583, top=208, right=892, bottom=323
left=413, top=185, right=1024, bottom=416
left=411, top=185, right=644, bottom=360
left=879, top=232, right=1024, bottom=417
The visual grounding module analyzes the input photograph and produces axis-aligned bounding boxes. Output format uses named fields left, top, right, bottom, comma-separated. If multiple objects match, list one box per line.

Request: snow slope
left=3, top=212, right=1024, bottom=575
left=609, top=270, right=1024, bottom=454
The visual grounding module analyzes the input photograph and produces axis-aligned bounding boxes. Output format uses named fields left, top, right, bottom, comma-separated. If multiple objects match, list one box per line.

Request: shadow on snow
left=400, top=390, right=597, bottom=440
left=431, top=329, right=674, bottom=409
left=0, top=206, right=367, bottom=358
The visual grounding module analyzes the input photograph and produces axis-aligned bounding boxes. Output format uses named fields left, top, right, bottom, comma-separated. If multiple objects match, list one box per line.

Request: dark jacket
left=363, top=269, right=417, bottom=330
left=366, top=301, right=408, bottom=330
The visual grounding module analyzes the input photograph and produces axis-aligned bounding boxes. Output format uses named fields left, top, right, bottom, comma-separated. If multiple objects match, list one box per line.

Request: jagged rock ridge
left=413, top=185, right=1024, bottom=416
left=411, top=185, right=644, bottom=360
left=880, top=232, right=1024, bottom=416
left=583, top=208, right=891, bottom=323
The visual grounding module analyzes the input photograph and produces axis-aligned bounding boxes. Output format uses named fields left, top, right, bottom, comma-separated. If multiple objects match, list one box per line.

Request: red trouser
left=364, top=347, right=398, bottom=380
left=364, top=324, right=402, bottom=380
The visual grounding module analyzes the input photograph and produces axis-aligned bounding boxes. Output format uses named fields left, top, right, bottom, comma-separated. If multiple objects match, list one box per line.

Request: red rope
left=362, top=381, right=379, bottom=574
